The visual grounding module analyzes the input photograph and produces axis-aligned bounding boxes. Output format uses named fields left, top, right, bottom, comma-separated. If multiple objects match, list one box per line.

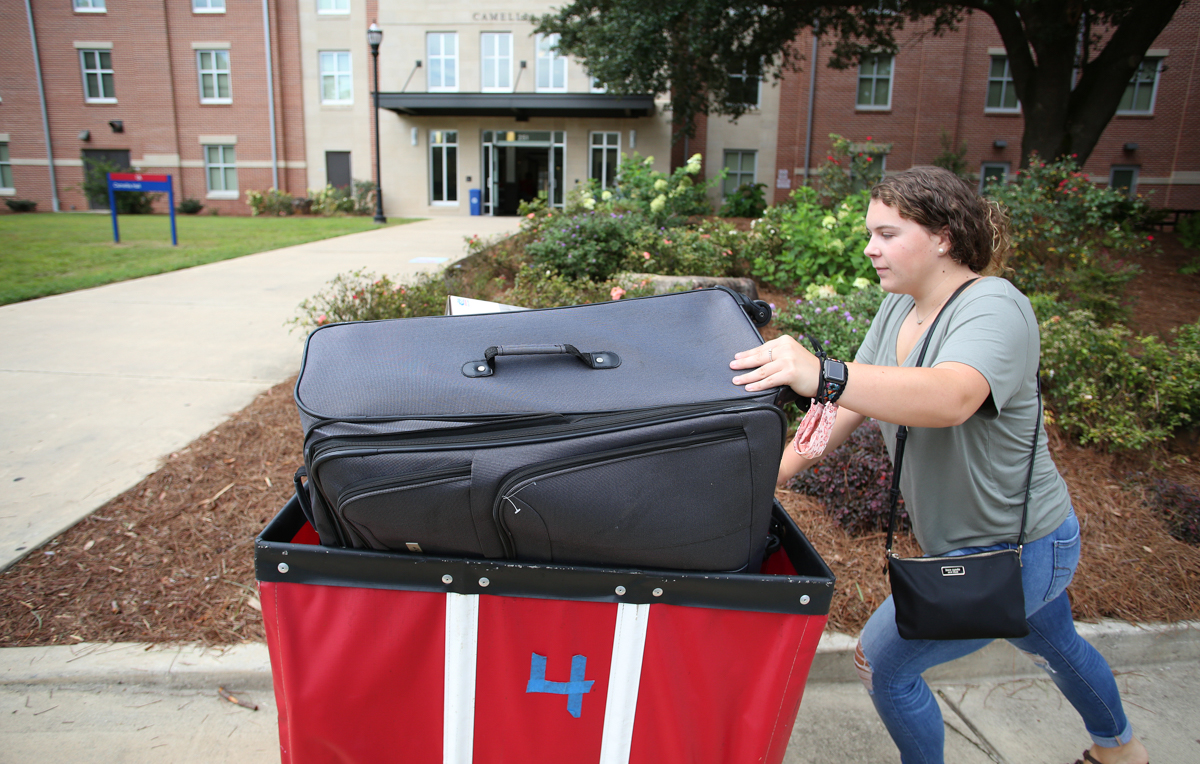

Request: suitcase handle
left=462, top=344, right=621, bottom=377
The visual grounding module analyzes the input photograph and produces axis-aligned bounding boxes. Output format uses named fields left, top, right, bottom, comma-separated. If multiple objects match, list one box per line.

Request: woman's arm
left=777, top=407, right=866, bottom=486
left=732, top=335, right=992, bottom=429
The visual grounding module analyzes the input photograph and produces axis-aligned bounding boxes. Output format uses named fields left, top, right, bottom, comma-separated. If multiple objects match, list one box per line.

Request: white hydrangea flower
left=650, top=195, right=667, bottom=213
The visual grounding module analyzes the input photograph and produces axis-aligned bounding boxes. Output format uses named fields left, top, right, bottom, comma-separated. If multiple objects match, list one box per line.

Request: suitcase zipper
left=337, top=466, right=473, bottom=510
left=492, top=428, right=744, bottom=559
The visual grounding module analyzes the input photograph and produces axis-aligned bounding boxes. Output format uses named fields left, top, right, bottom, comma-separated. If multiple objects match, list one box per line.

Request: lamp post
left=367, top=22, right=386, bottom=223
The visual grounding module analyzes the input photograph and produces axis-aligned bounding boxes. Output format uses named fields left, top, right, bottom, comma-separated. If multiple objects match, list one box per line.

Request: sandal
left=1073, top=753, right=1103, bottom=764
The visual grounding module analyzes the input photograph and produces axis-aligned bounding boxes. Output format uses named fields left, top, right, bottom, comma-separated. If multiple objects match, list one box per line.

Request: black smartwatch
left=821, top=359, right=848, bottom=403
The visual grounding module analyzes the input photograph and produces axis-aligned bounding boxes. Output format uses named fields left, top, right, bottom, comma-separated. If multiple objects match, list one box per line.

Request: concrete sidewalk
left=2, top=621, right=1196, bottom=763
left=0, top=216, right=521, bottom=573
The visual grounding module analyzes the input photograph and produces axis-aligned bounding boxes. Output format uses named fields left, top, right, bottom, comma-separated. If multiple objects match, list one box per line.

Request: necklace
left=913, top=273, right=958, bottom=324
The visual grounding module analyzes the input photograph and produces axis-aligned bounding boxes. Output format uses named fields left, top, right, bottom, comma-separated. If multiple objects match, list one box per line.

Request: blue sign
left=107, top=173, right=177, bottom=246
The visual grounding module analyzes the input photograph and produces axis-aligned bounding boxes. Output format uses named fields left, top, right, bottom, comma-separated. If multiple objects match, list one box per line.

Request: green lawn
left=0, top=213, right=420, bottom=305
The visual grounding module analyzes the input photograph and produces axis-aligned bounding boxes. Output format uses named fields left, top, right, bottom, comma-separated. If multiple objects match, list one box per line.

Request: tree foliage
left=536, top=0, right=1186, bottom=164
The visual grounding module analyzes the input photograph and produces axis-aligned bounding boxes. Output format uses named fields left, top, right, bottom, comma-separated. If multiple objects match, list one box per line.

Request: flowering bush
left=524, top=209, right=648, bottom=281
left=1039, top=311, right=1200, bottom=450
left=988, top=154, right=1148, bottom=324
left=785, top=419, right=908, bottom=536
left=746, top=187, right=873, bottom=289
left=815, top=133, right=890, bottom=203
left=290, top=269, right=455, bottom=330
left=772, top=284, right=884, bottom=361
left=504, top=265, right=656, bottom=309
left=574, top=152, right=722, bottom=222
left=718, top=182, right=768, bottom=219
left=246, top=188, right=295, bottom=216
left=624, top=220, right=748, bottom=278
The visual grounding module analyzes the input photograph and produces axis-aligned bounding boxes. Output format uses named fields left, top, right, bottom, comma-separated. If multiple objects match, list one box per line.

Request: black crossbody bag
left=884, top=279, right=1040, bottom=641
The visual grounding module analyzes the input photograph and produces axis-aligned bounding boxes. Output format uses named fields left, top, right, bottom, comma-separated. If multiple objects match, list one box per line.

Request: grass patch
left=0, top=213, right=420, bottom=305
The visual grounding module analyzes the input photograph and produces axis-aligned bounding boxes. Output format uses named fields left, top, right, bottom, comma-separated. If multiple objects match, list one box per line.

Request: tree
left=536, top=0, right=1187, bottom=166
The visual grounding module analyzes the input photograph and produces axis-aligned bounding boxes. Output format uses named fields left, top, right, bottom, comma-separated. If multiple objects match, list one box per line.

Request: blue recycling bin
left=469, top=189, right=482, bottom=215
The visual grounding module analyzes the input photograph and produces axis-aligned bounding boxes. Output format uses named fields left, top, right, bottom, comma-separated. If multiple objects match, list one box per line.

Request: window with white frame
left=723, top=150, right=756, bottom=196
left=481, top=32, right=513, bottom=92
left=319, top=51, right=352, bottom=103
left=590, top=75, right=606, bottom=93
left=536, top=33, right=566, bottom=92
left=197, top=50, right=231, bottom=104
left=316, top=0, right=349, bottom=14
left=80, top=50, right=116, bottom=102
left=73, top=0, right=106, bottom=12
left=430, top=130, right=458, bottom=204
left=1118, top=58, right=1163, bottom=114
left=986, top=56, right=1019, bottom=111
left=0, top=143, right=13, bottom=190
left=590, top=132, right=620, bottom=189
left=204, top=145, right=237, bottom=195
left=192, top=0, right=225, bottom=12
left=1109, top=166, right=1139, bottom=198
left=727, top=72, right=760, bottom=107
left=856, top=54, right=892, bottom=109
left=979, top=162, right=1009, bottom=193
left=427, top=33, right=458, bottom=92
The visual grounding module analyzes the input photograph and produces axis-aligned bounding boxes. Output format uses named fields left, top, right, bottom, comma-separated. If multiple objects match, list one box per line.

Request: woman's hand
left=730, top=335, right=821, bottom=398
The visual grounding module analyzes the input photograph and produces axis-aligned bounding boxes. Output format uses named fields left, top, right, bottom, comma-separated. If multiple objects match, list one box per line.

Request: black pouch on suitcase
left=293, top=288, right=787, bottom=573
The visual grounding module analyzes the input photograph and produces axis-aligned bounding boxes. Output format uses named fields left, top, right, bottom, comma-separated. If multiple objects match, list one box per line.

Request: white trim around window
left=196, top=49, right=232, bottom=104
left=1109, top=166, right=1139, bottom=197
left=1117, top=58, right=1163, bottom=115
left=427, top=33, right=459, bottom=92
left=979, top=162, right=1010, bottom=193
left=480, top=32, right=513, bottom=92
left=316, top=0, right=349, bottom=14
left=536, top=33, right=567, bottom=92
left=985, top=55, right=1020, bottom=113
left=204, top=144, right=237, bottom=197
left=192, top=0, right=226, bottom=12
left=319, top=51, right=353, bottom=104
left=0, top=143, right=14, bottom=192
left=856, top=53, right=893, bottom=110
left=722, top=149, right=757, bottom=197
left=589, top=131, right=621, bottom=189
left=80, top=49, right=116, bottom=103
left=73, top=0, right=106, bottom=12
left=429, top=130, right=458, bottom=205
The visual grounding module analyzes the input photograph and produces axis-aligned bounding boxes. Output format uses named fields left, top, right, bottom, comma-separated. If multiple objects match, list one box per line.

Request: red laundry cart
left=256, top=497, right=835, bottom=764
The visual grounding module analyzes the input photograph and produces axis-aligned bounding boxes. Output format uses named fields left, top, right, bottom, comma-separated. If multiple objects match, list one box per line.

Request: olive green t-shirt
left=854, top=277, right=1071, bottom=555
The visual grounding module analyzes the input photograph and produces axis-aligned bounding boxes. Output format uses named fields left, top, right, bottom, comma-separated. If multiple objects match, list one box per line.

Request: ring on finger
left=768, top=348, right=773, bottom=362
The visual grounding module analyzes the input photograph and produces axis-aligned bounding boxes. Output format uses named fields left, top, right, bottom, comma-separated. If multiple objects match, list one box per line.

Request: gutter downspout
left=25, top=0, right=59, bottom=212
left=802, top=22, right=819, bottom=186
left=262, top=0, right=279, bottom=189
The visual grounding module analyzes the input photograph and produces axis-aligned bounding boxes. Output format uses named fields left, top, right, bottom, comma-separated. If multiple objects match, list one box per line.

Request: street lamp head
left=367, top=22, right=383, bottom=51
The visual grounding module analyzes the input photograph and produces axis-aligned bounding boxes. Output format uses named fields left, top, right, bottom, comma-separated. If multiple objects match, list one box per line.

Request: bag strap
left=885, top=280, right=1043, bottom=557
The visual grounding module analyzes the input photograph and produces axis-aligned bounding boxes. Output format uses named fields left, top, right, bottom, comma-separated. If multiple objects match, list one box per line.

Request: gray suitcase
left=293, top=288, right=788, bottom=573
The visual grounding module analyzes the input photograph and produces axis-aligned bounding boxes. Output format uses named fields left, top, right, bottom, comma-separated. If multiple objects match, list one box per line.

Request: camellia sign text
left=470, top=12, right=538, bottom=22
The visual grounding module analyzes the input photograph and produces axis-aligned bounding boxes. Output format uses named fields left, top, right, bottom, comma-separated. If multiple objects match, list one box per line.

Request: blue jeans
left=857, top=511, right=1134, bottom=764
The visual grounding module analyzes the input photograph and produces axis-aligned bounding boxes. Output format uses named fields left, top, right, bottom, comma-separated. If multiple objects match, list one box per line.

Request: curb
left=2, top=620, right=1196, bottom=691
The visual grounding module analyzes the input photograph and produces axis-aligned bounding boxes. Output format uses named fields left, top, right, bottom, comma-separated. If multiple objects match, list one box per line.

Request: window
left=590, top=75, right=606, bottom=93
left=197, top=50, right=231, bottom=103
left=1109, top=166, right=1139, bottom=197
left=192, top=0, right=225, bottom=12
left=316, top=0, right=349, bottom=13
left=856, top=54, right=892, bottom=109
left=1118, top=58, right=1162, bottom=114
left=727, top=72, right=760, bottom=107
left=590, top=132, right=620, bottom=189
left=723, top=150, right=756, bottom=196
left=481, top=32, right=513, bottom=92
left=0, top=143, right=13, bottom=191
left=979, top=162, right=1010, bottom=193
left=204, top=145, right=237, bottom=196
left=427, top=33, right=458, bottom=92
left=80, top=50, right=115, bottom=102
left=986, top=56, right=1019, bottom=111
left=536, top=33, right=566, bottom=92
left=319, top=51, right=352, bottom=103
left=430, top=130, right=457, bottom=204
left=73, top=0, right=105, bottom=11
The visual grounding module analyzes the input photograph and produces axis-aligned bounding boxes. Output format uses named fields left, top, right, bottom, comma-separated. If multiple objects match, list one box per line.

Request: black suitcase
left=293, top=288, right=788, bottom=573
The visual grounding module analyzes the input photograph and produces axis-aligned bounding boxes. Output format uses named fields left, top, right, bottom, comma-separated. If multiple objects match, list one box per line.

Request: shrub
left=177, top=198, right=204, bottom=215
left=1039, top=311, right=1200, bottom=450
left=575, top=152, right=721, bottom=222
left=290, top=269, right=456, bottom=330
left=81, top=157, right=157, bottom=214
left=309, top=185, right=357, bottom=216
left=1147, top=479, right=1200, bottom=546
left=352, top=180, right=378, bottom=216
left=931, top=130, right=972, bottom=181
left=989, top=154, right=1148, bottom=324
left=785, top=419, right=907, bottom=536
left=625, top=220, right=747, bottom=278
left=815, top=133, right=890, bottom=204
left=503, top=265, right=656, bottom=309
left=4, top=199, right=37, bottom=212
left=746, top=187, right=873, bottom=289
left=246, top=188, right=295, bottom=216
left=772, top=285, right=885, bottom=362
left=719, top=182, right=768, bottom=219
left=1178, top=212, right=1200, bottom=250
left=524, top=209, right=646, bottom=282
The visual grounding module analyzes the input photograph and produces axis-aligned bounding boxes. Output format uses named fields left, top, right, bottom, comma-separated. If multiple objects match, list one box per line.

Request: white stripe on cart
left=599, top=602, right=651, bottom=764
left=444, top=592, right=480, bottom=764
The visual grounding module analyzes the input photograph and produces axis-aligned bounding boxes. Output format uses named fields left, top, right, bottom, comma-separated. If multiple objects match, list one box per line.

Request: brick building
left=4, top=2, right=1197, bottom=215
left=3, top=0, right=306, bottom=214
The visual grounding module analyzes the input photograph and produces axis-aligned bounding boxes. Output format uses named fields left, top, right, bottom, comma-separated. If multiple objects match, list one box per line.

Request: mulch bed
left=1, top=234, right=1198, bottom=647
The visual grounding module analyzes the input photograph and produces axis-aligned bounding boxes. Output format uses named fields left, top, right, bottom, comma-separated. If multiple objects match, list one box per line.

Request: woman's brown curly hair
left=871, top=166, right=1011, bottom=276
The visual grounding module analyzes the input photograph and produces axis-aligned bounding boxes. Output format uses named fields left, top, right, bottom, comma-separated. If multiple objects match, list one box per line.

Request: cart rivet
left=615, top=586, right=626, bottom=596
left=652, top=588, right=663, bottom=597
left=277, top=563, right=289, bottom=574
left=596, top=357, right=605, bottom=363
left=478, top=577, right=490, bottom=587
left=477, top=365, right=486, bottom=372
left=442, top=575, right=453, bottom=584
left=800, top=595, right=810, bottom=605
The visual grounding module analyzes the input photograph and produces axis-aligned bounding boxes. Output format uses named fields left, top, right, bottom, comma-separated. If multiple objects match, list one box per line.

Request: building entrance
left=481, top=130, right=565, bottom=215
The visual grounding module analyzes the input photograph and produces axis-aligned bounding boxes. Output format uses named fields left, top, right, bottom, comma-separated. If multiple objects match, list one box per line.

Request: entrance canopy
left=378, top=92, right=656, bottom=119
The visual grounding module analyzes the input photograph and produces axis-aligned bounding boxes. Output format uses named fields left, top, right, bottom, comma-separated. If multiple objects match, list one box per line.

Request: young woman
left=730, top=167, right=1149, bottom=764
